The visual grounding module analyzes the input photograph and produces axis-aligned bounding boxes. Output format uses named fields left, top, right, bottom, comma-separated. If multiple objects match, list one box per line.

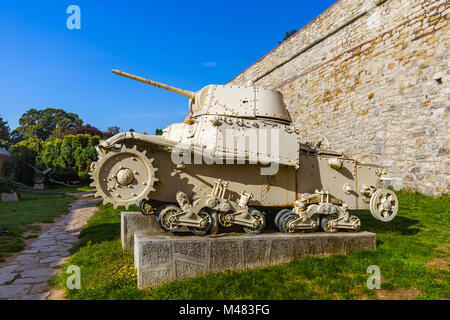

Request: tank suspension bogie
left=277, top=190, right=361, bottom=233
left=155, top=180, right=266, bottom=235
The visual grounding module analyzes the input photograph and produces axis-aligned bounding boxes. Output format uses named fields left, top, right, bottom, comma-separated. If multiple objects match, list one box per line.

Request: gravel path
left=0, top=192, right=100, bottom=300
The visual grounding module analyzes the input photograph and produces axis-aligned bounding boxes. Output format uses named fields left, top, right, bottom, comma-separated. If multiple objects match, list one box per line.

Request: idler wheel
left=369, top=189, right=398, bottom=222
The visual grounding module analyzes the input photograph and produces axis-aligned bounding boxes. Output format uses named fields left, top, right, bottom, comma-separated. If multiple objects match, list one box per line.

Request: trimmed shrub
left=38, top=134, right=99, bottom=183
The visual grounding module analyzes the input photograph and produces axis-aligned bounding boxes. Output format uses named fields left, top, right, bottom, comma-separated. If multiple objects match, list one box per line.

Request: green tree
left=13, top=108, right=83, bottom=141
left=1, top=138, right=43, bottom=184
left=155, top=129, right=163, bottom=135
left=61, top=124, right=103, bottom=138
left=0, top=115, right=10, bottom=147
left=279, top=29, right=297, bottom=44
left=38, top=134, right=99, bottom=182
left=106, top=126, right=120, bottom=136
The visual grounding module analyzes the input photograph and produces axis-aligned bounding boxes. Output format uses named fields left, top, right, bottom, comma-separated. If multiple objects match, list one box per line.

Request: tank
left=90, top=70, right=399, bottom=235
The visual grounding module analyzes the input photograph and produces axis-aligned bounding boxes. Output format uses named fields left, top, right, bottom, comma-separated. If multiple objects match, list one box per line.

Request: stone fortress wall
left=229, top=0, right=449, bottom=195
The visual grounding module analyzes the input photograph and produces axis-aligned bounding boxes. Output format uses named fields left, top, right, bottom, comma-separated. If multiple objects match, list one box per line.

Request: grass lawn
left=0, top=192, right=76, bottom=262
left=41, top=184, right=94, bottom=194
left=51, top=191, right=449, bottom=300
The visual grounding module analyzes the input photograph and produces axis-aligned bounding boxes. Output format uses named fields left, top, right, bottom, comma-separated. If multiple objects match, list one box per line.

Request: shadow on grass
left=356, top=210, right=421, bottom=235
left=71, top=222, right=120, bottom=254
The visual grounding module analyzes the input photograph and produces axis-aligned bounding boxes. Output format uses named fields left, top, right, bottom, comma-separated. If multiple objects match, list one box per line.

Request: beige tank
left=90, top=70, right=399, bottom=235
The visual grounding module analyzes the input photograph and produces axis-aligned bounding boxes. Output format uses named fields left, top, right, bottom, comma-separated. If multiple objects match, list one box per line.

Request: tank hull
left=102, top=137, right=379, bottom=211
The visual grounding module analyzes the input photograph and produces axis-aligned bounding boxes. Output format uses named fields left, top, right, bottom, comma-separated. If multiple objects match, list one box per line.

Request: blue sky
left=0, top=0, right=336, bottom=135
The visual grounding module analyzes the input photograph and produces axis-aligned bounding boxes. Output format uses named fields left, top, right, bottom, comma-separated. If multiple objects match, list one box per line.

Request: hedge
left=2, top=134, right=99, bottom=185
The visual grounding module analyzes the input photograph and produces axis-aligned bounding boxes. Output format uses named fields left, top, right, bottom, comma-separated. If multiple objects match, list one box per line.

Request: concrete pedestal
left=121, top=212, right=163, bottom=251
left=134, top=231, right=376, bottom=289
left=1, top=192, right=19, bottom=202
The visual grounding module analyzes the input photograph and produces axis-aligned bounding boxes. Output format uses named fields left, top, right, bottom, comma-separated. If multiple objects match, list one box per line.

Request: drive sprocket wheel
left=91, top=145, right=158, bottom=209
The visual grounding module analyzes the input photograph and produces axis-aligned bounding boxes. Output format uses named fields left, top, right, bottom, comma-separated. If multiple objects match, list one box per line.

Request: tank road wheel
left=274, top=209, right=292, bottom=228
left=157, top=205, right=181, bottom=233
left=279, top=213, right=297, bottom=233
left=243, top=209, right=266, bottom=235
left=91, top=145, right=159, bottom=210
left=370, top=189, right=398, bottom=222
left=218, top=213, right=233, bottom=228
left=188, top=210, right=214, bottom=236
left=309, top=215, right=320, bottom=233
left=139, top=199, right=154, bottom=216
left=347, top=215, right=361, bottom=233
left=321, top=214, right=338, bottom=233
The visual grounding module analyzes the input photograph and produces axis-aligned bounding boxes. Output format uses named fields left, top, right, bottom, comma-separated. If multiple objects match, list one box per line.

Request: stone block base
left=1, top=192, right=19, bottom=202
left=121, top=212, right=163, bottom=251
left=134, top=231, right=376, bottom=289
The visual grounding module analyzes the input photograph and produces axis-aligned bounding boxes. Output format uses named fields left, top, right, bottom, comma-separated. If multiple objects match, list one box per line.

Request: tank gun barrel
left=112, top=70, right=196, bottom=100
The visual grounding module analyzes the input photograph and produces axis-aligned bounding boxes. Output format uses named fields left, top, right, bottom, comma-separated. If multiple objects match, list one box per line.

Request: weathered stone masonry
left=230, top=0, right=449, bottom=195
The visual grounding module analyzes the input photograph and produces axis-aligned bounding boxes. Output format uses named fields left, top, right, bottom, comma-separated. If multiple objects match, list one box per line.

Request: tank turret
left=112, top=70, right=291, bottom=124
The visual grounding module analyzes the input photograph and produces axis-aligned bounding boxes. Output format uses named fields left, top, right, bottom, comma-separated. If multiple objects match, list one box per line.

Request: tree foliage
left=61, top=124, right=104, bottom=138
left=0, top=115, right=10, bottom=147
left=3, top=107, right=120, bottom=184
left=13, top=108, right=83, bottom=141
left=279, top=29, right=298, bottom=44
left=105, top=126, right=120, bottom=138
left=2, top=134, right=99, bottom=184
left=38, top=134, right=99, bottom=182
left=1, top=138, right=43, bottom=184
